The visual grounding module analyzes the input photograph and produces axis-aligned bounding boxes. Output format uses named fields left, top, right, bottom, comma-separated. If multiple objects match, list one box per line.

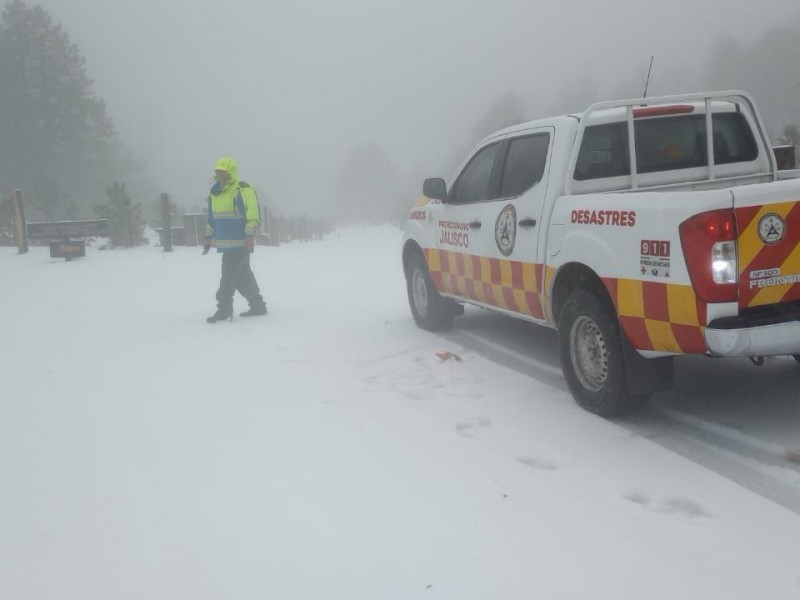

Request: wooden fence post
left=160, top=193, right=173, bottom=252
left=11, top=189, right=28, bottom=254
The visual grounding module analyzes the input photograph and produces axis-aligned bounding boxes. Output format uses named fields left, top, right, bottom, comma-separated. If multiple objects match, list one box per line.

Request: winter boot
left=207, top=309, right=233, bottom=323
left=240, top=304, right=268, bottom=317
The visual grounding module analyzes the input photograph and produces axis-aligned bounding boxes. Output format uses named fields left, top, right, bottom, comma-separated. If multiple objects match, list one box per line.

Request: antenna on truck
left=642, top=56, right=654, bottom=98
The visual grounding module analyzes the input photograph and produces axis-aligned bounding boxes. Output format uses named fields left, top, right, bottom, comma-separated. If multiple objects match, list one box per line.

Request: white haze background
left=30, top=0, right=800, bottom=214
left=2, top=226, right=800, bottom=598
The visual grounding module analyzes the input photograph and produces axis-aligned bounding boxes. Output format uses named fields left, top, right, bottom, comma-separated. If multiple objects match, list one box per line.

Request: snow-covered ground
left=2, top=225, right=800, bottom=599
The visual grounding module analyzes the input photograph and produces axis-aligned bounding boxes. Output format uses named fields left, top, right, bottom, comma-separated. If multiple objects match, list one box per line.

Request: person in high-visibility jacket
left=204, top=157, right=267, bottom=323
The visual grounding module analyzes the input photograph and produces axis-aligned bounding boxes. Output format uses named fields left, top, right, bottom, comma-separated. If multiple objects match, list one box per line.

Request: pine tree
left=777, top=124, right=799, bottom=169
left=779, top=125, right=800, bottom=148
left=0, top=194, right=15, bottom=245
left=0, top=1, right=116, bottom=218
left=337, top=142, right=398, bottom=224
left=95, top=182, right=145, bottom=248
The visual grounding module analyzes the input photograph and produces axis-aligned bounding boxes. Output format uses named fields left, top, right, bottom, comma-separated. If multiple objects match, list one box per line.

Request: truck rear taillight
left=679, top=209, right=738, bottom=303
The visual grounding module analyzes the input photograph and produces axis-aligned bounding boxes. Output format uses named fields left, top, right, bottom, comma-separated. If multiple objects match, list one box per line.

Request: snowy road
left=444, top=308, right=800, bottom=515
left=3, top=226, right=800, bottom=599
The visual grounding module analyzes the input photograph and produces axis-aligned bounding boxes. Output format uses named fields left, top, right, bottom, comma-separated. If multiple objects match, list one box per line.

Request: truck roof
left=482, top=115, right=577, bottom=143
left=475, top=91, right=777, bottom=194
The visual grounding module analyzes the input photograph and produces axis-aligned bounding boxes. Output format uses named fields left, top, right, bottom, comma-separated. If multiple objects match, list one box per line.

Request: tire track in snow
left=440, top=322, right=800, bottom=516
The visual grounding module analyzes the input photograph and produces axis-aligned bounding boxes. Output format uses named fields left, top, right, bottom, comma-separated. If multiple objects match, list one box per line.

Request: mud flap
left=621, top=336, right=674, bottom=396
left=449, top=301, right=465, bottom=316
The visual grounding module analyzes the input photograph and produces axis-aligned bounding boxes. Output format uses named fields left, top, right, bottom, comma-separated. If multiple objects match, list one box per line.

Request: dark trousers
left=215, top=250, right=265, bottom=313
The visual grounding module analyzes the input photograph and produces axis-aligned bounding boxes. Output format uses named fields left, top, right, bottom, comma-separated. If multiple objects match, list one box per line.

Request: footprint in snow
left=624, top=490, right=709, bottom=518
left=517, top=456, right=559, bottom=471
left=623, top=489, right=651, bottom=505
left=662, top=496, right=709, bottom=518
left=455, top=417, right=491, bottom=437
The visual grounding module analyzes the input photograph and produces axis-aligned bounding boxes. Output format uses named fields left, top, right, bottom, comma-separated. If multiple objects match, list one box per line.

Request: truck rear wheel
left=406, top=252, right=454, bottom=331
left=558, top=290, right=645, bottom=417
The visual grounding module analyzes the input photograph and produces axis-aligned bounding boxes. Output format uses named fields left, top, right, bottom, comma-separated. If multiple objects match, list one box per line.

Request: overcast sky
left=32, top=0, right=800, bottom=214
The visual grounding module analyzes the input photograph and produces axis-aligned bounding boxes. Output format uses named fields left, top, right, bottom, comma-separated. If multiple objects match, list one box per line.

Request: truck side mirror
left=423, top=177, right=447, bottom=201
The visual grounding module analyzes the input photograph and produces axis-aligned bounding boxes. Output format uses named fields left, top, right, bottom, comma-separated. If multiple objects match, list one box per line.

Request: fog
left=33, top=0, right=800, bottom=217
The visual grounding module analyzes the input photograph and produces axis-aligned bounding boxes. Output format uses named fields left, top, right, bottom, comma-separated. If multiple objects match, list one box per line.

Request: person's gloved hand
left=245, top=236, right=255, bottom=252
left=202, top=240, right=212, bottom=255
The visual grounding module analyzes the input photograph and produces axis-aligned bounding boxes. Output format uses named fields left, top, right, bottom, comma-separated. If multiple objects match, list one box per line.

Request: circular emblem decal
left=757, top=213, right=787, bottom=246
left=495, top=204, right=517, bottom=257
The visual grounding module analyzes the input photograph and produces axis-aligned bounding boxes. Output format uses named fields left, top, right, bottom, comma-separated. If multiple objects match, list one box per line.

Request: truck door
left=478, top=129, right=553, bottom=321
left=733, top=185, right=800, bottom=309
left=434, top=142, right=503, bottom=301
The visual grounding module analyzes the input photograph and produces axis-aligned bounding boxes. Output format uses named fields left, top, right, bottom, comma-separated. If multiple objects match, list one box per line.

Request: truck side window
left=499, top=133, right=551, bottom=198
left=450, top=143, right=501, bottom=204
left=574, top=123, right=630, bottom=180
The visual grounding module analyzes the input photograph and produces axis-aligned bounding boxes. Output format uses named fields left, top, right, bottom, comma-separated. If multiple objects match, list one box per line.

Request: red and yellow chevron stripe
left=425, top=248, right=548, bottom=319
left=736, top=201, right=800, bottom=308
left=604, top=278, right=708, bottom=354
left=424, top=248, right=708, bottom=354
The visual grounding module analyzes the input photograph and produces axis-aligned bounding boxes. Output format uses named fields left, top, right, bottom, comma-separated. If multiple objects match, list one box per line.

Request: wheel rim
left=411, top=268, right=429, bottom=318
left=569, top=315, right=608, bottom=392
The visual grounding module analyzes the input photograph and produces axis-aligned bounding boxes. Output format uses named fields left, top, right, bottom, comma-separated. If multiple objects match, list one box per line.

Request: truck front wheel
left=406, top=252, right=454, bottom=331
left=558, top=290, right=644, bottom=417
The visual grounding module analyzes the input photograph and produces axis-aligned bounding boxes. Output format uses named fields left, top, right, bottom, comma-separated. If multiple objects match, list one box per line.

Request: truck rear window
left=574, top=112, right=758, bottom=180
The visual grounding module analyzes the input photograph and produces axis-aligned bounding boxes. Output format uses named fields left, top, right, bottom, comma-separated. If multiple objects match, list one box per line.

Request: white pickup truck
left=402, top=90, right=800, bottom=416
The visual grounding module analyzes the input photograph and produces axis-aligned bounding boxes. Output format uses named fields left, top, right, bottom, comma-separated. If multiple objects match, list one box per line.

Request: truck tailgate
left=734, top=179, right=800, bottom=309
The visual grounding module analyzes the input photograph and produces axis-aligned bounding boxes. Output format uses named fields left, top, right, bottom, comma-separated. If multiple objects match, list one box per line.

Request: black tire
left=406, top=252, right=454, bottom=331
left=558, top=290, right=646, bottom=417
